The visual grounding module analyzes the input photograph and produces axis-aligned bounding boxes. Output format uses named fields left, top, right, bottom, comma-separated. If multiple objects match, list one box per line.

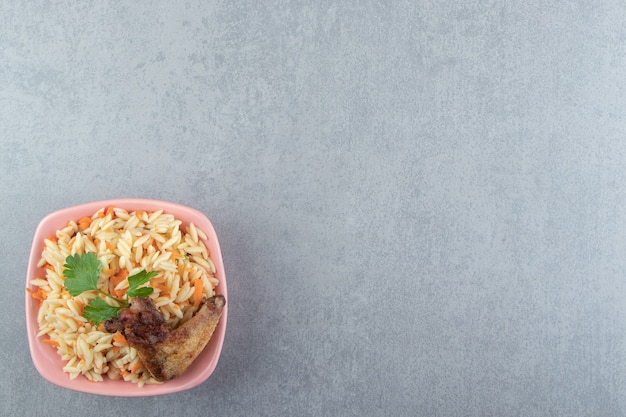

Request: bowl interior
left=25, top=198, right=227, bottom=396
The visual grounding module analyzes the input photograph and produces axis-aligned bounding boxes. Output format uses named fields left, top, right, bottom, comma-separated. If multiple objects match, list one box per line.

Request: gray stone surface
left=3, top=1, right=626, bottom=416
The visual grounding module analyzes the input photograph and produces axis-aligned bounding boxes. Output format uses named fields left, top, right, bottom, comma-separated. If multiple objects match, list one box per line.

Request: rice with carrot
left=28, top=206, right=219, bottom=385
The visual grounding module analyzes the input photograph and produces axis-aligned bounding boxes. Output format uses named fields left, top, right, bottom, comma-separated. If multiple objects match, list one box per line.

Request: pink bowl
left=25, top=198, right=228, bottom=396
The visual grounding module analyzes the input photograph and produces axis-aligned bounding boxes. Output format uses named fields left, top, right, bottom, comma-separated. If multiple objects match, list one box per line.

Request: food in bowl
left=105, top=294, right=225, bottom=381
left=27, top=205, right=225, bottom=386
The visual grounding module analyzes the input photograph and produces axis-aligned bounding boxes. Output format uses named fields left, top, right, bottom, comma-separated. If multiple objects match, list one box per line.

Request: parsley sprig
left=63, top=252, right=158, bottom=325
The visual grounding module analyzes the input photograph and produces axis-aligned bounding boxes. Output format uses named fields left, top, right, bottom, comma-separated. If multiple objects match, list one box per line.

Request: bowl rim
left=25, top=198, right=228, bottom=396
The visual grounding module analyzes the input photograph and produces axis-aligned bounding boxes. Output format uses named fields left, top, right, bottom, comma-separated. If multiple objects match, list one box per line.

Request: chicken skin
left=105, top=295, right=225, bottom=381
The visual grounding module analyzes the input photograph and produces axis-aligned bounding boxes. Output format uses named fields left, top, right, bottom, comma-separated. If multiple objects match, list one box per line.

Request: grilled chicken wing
left=105, top=295, right=225, bottom=381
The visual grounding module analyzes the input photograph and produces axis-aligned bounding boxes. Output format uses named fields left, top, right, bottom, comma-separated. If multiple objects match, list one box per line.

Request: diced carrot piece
left=193, top=278, right=204, bottom=308
left=111, top=269, right=128, bottom=285
left=109, top=269, right=129, bottom=297
left=112, top=333, right=128, bottom=346
left=75, top=300, right=84, bottom=316
left=42, top=339, right=60, bottom=348
left=78, top=216, right=92, bottom=230
left=154, top=283, right=169, bottom=293
left=26, top=287, right=47, bottom=305
left=105, top=206, right=115, bottom=217
left=131, top=361, right=143, bottom=373
left=170, top=250, right=183, bottom=260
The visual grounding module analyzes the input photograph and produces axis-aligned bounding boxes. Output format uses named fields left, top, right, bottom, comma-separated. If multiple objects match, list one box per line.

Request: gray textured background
left=2, top=1, right=626, bottom=416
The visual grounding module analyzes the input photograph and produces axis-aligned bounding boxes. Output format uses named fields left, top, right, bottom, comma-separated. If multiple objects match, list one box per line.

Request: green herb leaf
left=62, top=253, right=159, bottom=325
left=83, top=297, right=121, bottom=326
left=127, top=270, right=158, bottom=298
left=63, top=252, right=102, bottom=296
left=128, top=286, right=154, bottom=298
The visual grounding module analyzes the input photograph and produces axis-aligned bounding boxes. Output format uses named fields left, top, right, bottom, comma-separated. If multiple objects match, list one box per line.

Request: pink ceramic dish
left=25, top=199, right=228, bottom=396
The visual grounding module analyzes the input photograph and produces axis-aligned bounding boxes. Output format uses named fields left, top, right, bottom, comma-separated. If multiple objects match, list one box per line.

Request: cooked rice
left=30, top=207, right=220, bottom=385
